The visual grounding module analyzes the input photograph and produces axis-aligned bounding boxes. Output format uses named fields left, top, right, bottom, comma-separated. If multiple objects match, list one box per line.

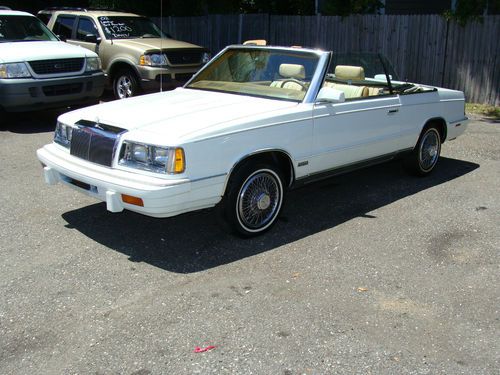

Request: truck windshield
left=98, top=16, right=166, bottom=39
left=0, top=15, right=58, bottom=42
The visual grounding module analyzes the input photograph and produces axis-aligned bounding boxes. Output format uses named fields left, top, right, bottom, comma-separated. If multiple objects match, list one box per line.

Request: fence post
left=238, top=14, right=243, bottom=44
left=441, top=19, right=450, bottom=87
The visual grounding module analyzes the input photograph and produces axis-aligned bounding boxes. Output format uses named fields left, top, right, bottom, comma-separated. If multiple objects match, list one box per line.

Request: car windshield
left=186, top=48, right=321, bottom=102
left=98, top=16, right=166, bottom=39
left=0, top=15, right=58, bottom=42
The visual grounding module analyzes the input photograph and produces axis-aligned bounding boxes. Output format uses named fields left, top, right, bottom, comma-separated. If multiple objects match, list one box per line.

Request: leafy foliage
left=443, top=0, right=497, bottom=26
left=88, top=0, right=385, bottom=16
left=321, top=0, right=384, bottom=16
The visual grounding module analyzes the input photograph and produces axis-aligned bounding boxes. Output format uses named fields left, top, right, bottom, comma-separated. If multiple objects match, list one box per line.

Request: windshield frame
left=0, top=14, right=59, bottom=43
left=185, top=45, right=330, bottom=104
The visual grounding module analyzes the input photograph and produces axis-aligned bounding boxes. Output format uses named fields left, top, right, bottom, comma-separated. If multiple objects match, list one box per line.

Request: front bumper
left=136, top=65, right=201, bottom=90
left=0, top=72, right=105, bottom=112
left=36, top=143, right=224, bottom=218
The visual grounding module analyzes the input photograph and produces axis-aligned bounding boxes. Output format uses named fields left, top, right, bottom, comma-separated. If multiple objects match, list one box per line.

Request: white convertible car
left=37, top=44, right=468, bottom=237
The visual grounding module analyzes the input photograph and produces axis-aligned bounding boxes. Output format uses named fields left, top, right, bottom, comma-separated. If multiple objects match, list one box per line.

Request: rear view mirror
left=316, top=87, right=345, bottom=103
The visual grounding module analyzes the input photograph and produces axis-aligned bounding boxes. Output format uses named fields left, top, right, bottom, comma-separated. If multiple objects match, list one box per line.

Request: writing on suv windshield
left=98, top=16, right=165, bottom=39
left=0, top=15, right=58, bottom=42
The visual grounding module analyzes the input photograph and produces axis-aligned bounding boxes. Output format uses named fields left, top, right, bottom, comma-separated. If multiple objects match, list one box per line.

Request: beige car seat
left=270, top=64, right=307, bottom=91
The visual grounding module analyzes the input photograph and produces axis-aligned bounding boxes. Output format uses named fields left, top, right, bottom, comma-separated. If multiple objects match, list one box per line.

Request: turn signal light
left=121, top=194, right=144, bottom=207
left=174, top=148, right=185, bottom=173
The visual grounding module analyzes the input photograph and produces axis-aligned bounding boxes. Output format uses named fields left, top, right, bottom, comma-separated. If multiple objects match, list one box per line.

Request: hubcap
left=419, top=129, right=440, bottom=171
left=116, top=76, right=133, bottom=99
left=237, top=170, right=282, bottom=231
left=256, top=193, right=271, bottom=210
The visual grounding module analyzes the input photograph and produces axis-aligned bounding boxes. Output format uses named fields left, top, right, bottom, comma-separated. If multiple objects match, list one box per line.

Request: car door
left=309, top=95, right=403, bottom=174
left=52, top=14, right=76, bottom=42
left=72, top=16, right=101, bottom=54
left=58, top=16, right=101, bottom=54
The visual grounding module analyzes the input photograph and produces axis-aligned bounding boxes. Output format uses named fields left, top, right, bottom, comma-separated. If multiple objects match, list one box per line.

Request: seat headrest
left=243, top=39, right=267, bottom=46
left=335, top=65, right=365, bottom=81
left=279, top=64, right=306, bottom=79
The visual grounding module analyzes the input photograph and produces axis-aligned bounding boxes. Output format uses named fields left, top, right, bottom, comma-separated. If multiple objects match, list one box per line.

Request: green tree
left=321, top=0, right=384, bottom=16
left=444, top=0, right=498, bottom=25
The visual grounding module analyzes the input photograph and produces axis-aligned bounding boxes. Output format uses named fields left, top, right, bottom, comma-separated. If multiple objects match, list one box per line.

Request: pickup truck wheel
left=222, top=163, right=285, bottom=237
left=113, top=69, right=140, bottom=99
left=405, top=126, right=441, bottom=176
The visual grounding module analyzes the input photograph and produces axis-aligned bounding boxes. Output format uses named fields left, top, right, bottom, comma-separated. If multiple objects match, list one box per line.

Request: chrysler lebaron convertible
left=37, top=44, right=468, bottom=236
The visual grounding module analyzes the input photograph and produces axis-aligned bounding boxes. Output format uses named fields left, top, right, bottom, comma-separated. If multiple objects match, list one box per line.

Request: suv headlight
left=201, top=52, right=211, bottom=64
left=54, top=121, right=74, bottom=148
left=139, top=53, right=167, bottom=67
left=0, top=62, right=32, bottom=78
left=85, top=57, right=102, bottom=72
left=119, top=142, right=185, bottom=174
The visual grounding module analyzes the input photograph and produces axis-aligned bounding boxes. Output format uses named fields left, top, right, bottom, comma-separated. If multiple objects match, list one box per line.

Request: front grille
left=43, top=83, right=83, bottom=96
left=29, top=58, right=85, bottom=75
left=173, top=73, right=194, bottom=82
left=165, top=50, right=203, bottom=65
left=70, top=124, right=124, bottom=167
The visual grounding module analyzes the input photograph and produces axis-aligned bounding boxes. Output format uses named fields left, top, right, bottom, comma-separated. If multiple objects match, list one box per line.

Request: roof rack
left=40, top=7, right=128, bottom=13
left=41, top=7, right=87, bottom=12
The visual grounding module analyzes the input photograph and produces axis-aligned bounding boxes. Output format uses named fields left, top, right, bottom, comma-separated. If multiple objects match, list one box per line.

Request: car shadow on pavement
left=0, top=109, right=65, bottom=134
left=61, top=157, right=479, bottom=273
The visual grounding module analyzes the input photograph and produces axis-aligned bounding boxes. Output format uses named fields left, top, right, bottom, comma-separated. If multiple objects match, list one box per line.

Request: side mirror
left=84, top=34, right=101, bottom=44
left=316, top=87, right=345, bottom=103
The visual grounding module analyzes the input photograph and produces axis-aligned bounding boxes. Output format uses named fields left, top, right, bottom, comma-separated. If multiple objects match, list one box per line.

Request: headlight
left=139, top=53, right=167, bottom=67
left=54, top=121, right=74, bottom=148
left=0, top=62, right=31, bottom=79
left=201, top=52, right=211, bottom=64
left=119, top=142, right=185, bottom=174
left=85, top=57, right=102, bottom=72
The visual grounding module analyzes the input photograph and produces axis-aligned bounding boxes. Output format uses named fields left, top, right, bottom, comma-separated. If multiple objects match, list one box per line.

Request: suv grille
left=70, top=123, right=125, bottom=167
left=165, top=50, right=203, bottom=65
left=29, top=58, right=85, bottom=75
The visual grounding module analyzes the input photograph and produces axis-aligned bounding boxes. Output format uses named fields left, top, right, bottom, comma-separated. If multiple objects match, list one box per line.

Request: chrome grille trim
left=29, top=58, right=85, bottom=75
left=164, top=50, right=203, bottom=66
left=69, top=122, right=126, bottom=167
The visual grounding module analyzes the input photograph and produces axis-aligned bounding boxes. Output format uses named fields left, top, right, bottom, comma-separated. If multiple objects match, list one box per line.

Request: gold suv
left=38, top=8, right=210, bottom=99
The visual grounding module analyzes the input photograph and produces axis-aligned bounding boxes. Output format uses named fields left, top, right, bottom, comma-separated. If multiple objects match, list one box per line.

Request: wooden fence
left=153, top=15, right=500, bottom=106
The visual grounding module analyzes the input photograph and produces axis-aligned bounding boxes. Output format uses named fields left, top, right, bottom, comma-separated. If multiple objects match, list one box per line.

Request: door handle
left=388, top=109, right=399, bottom=114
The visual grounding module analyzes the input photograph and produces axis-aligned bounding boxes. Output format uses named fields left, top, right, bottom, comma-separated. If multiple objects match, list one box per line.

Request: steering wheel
left=280, top=79, right=308, bottom=90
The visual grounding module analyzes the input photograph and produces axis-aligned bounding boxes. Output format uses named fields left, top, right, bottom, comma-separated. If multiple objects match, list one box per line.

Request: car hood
left=111, top=38, right=203, bottom=53
left=0, top=41, right=96, bottom=63
left=59, top=88, right=299, bottom=143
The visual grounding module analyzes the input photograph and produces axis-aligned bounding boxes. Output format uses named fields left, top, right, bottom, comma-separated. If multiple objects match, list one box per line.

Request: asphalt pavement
left=0, top=110, right=498, bottom=374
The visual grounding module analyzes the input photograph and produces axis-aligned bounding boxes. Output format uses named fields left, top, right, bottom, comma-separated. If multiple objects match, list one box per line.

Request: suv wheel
left=113, top=69, right=140, bottom=99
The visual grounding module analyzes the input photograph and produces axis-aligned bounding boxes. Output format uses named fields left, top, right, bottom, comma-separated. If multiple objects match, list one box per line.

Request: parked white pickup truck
left=37, top=44, right=468, bottom=237
left=0, top=9, right=104, bottom=113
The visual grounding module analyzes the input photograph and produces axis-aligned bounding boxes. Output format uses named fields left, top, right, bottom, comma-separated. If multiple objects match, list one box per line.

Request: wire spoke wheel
left=228, top=167, right=283, bottom=235
left=418, top=129, right=440, bottom=172
left=404, top=125, right=442, bottom=176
